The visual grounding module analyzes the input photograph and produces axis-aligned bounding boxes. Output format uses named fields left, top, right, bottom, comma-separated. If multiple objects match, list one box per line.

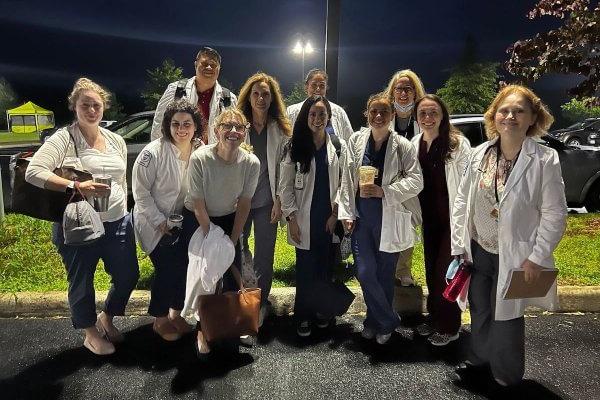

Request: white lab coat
left=132, top=138, right=190, bottom=254
left=279, top=134, right=346, bottom=250
left=411, top=133, right=472, bottom=216
left=450, top=137, right=567, bottom=320
left=244, top=120, right=289, bottom=203
left=150, top=78, right=237, bottom=144
left=287, top=100, right=354, bottom=142
left=182, top=223, right=235, bottom=318
left=338, top=129, right=424, bottom=253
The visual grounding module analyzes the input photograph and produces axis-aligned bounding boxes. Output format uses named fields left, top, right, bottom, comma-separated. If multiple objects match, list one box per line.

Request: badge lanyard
left=492, top=143, right=520, bottom=220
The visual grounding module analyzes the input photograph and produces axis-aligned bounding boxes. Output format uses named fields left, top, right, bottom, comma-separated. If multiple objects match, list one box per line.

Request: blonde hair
left=483, top=84, right=554, bottom=139
left=237, top=72, right=292, bottom=136
left=214, top=107, right=248, bottom=127
left=385, top=69, right=426, bottom=102
left=67, top=77, right=111, bottom=111
left=363, top=92, right=393, bottom=120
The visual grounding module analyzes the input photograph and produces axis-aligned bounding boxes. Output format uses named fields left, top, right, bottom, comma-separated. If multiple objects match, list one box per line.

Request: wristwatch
left=65, top=181, right=76, bottom=195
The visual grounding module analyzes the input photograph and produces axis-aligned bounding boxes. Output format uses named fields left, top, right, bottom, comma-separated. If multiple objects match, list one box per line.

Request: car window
left=114, top=118, right=151, bottom=144
left=565, top=121, right=587, bottom=130
left=538, top=135, right=566, bottom=150
left=454, top=122, right=484, bottom=147
left=589, top=120, right=600, bottom=130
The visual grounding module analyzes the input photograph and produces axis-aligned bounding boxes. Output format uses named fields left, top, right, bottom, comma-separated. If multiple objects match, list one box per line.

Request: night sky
left=0, top=0, right=576, bottom=128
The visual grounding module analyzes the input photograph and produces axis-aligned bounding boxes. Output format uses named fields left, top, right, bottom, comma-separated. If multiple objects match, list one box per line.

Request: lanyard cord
left=494, top=141, right=520, bottom=204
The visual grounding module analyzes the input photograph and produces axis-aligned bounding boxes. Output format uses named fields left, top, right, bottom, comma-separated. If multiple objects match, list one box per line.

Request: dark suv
left=549, top=118, right=600, bottom=146
left=450, top=114, right=600, bottom=211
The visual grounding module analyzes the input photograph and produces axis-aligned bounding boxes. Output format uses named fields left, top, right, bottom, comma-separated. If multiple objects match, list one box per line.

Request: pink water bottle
left=443, top=261, right=472, bottom=302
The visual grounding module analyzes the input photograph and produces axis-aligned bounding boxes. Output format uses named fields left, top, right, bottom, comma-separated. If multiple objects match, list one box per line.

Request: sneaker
left=415, top=322, right=433, bottom=337
left=296, top=321, right=311, bottom=337
left=428, top=331, right=459, bottom=346
left=315, top=316, right=332, bottom=329
left=375, top=333, right=392, bottom=345
left=239, top=335, right=255, bottom=347
left=361, top=326, right=376, bottom=339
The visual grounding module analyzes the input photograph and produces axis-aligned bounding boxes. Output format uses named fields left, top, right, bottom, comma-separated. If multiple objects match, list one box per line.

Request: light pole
left=292, top=39, right=314, bottom=81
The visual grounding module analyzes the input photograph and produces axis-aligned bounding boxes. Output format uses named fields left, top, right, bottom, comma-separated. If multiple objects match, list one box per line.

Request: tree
left=103, top=91, right=126, bottom=121
left=436, top=36, right=499, bottom=114
left=0, top=78, right=17, bottom=130
left=506, top=0, right=600, bottom=103
left=285, top=81, right=306, bottom=106
left=140, top=59, right=184, bottom=110
left=561, top=97, right=600, bottom=122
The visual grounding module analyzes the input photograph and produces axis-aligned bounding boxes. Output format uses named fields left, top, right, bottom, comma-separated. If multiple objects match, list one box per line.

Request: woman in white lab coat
left=279, top=95, right=346, bottom=338
left=237, top=72, right=291, bottom=325
left=451, top=85, right=567, bottom=386
left=132, top=99, right=202, bottom=341
left=410, top=94, right=471, bottom=346
left=338, top=92, right=423, bottom=344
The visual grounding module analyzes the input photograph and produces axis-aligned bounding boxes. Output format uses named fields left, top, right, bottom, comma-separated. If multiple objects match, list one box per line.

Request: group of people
left=25, top=46, right=567, bottom=388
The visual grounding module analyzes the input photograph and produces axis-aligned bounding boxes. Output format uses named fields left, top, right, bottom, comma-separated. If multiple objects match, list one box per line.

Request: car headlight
left=590, top=134, right=598, bottom=139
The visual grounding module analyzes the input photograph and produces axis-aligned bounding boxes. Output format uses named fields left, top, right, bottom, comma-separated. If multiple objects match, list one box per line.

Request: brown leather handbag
left=10, top=131, right=91, bottom=222
left=196, top=264, right=261, bottom=342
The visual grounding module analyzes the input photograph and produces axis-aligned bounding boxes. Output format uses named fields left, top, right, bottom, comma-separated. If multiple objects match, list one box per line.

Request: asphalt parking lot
left=0, top=313, right=598, bottom=399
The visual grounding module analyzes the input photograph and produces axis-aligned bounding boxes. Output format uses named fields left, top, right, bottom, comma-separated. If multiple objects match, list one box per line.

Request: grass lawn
left=0, top=131, right=40, bottom=144
left=0, top=213, right=598, bottom=293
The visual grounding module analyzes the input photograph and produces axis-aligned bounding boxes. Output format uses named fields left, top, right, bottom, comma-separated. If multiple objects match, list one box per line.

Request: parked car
left=1, top=111, right=156, bottom=212
left=548, top=118, right=600, bottom=146
left=450, top=114, right=600, bottom=211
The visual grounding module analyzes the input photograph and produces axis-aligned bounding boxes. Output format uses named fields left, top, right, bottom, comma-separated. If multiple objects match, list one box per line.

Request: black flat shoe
left=453, top=361, right=490, bottom=382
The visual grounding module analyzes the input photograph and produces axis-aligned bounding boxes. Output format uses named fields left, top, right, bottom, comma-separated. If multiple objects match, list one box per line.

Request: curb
left=1, top=286, right=599, bottom=318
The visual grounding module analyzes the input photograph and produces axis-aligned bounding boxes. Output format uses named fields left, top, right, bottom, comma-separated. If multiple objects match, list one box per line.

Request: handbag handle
left=59, top=125, right=80, bottom=169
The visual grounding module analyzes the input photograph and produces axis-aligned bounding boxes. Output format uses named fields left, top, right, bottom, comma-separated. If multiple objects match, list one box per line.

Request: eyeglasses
left=219, top=122, right=249, bottom=133
left=394, top=86, right=414, bottom=94
left=417, top=110, right=439, bottom=119
left=308, top=82, right=327, bottom=90
left=171, top=121, right=194, bottom=130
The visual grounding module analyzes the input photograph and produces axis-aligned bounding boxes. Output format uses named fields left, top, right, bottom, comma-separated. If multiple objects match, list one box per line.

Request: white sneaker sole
left=429, top=333, right=460, bottom=346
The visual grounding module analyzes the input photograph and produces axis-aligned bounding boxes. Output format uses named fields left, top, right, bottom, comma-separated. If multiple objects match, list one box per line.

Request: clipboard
left=502, top=268, right=558, bottom=300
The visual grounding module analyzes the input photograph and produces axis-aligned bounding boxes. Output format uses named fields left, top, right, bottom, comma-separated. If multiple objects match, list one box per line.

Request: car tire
left=566, top=137, right=582, bottom=146
left=585, top=183, right=600, bottom=212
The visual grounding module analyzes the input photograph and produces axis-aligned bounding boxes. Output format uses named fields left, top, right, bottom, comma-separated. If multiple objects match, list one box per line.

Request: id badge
left=294, top=163, right=304, bottom=190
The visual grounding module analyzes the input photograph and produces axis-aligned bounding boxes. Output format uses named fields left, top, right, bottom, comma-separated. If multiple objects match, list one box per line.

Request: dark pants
left=52, top=213, right=140, bottom=329
left=147, top=212, right=193, bottom=317
left=243, top=203, right=277, bottom=306
left=352, top=198, right=400, bottom=335
left=469, top=240, right=525, bottom=385
left=422, top=223, right=461, bottom=334
left=294, top=241, right=335, bottom=321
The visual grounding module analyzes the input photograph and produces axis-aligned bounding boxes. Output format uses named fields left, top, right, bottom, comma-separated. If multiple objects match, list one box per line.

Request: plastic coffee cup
left=160, top=214, right=183, bottom=246
left=167, top=214, right=184, bottom=230
left=92, top=174, right=111, bottom=212
left=358, top=166, right=378, bottom=186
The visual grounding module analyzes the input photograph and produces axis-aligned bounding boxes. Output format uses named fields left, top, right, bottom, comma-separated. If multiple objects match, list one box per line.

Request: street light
left=292, top=39, right=314, bottom=80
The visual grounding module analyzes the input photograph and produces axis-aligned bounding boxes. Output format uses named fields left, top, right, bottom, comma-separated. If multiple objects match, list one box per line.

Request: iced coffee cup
left=358, top=166, right=378, bottom=186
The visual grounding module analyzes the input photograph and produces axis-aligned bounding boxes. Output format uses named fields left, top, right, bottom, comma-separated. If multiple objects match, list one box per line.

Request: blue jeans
left=352, top=198, right=400, bottom=334
left=52, top=213, right=140, bottom=329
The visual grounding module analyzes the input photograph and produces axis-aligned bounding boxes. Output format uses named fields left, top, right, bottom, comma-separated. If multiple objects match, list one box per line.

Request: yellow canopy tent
left=6, top=101, right=55, bottom=134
